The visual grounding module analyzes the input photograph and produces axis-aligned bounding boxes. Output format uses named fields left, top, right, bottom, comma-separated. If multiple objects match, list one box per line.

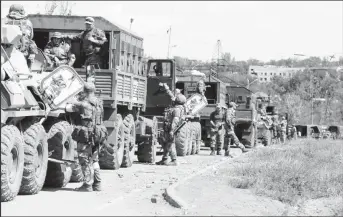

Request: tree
left=45, top=1, right=74, bottom=16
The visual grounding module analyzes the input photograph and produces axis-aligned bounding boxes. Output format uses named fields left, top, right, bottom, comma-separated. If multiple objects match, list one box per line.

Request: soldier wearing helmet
left=157, top=84, right=187, bottom=166
left=209, top=103, right=226, bottom=155
left=59, top=82, right=106, bottom=192
left=224, top=101, right=248, bottom=156
left=66, top=17, right=107, bottom=68
left=196, top=79, right=206, bottom=96
left=44, top=32, right=76, bottom=68
left=2, top=4, right=38, bottom=70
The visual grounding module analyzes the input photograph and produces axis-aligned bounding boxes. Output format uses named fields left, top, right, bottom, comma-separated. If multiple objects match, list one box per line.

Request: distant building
left=248, top=65, right=304, bottom=82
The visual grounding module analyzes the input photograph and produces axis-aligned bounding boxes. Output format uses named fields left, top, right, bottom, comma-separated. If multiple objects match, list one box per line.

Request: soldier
left=2, top=4, right=38, bottom=70
left=44, top=32, right=76, bottom=68
left=196, top=79, right=206, bottom=96
left=209, top=103, right=225, bottom=155
left=224, top=102, right=248, bottom=156
left=280, top=116, right=287, bottom=143
left=271, top=115, right=280, bottom=144
left=67, top=17, right=107, bottom=68
left=157, top=84, right=187, bottom=166
left=58, top=82, right=106, bottom=191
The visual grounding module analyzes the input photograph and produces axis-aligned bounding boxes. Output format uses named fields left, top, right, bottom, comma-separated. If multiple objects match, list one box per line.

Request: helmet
left=51, top=32, right=63, bottom=39
left=8, top=4, right=27, bottom=19
left=175, top=93, right=186, bottom=105
left=84, top=82, right=96, bottom=93
left=228, top=102, right=237, bottom=109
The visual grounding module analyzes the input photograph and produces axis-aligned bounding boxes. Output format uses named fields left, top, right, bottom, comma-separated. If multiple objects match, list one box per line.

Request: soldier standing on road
left=280, top=116, right=287, bottom=143
left=59, top=82, right=105, bottom=192
left=209, top=103, right=225, bottom=155
left=157, top=84, right=187, bottom=166
left=2, top=4, right=38, bottom=70
left=44, top=32, right=76, bottom=68
left=224, top=102, right=249, bottom=156
left=67, top=17, right=107, bottom=68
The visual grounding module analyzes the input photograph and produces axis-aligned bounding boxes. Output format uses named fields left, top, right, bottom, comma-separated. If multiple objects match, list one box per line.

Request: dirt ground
left=1, top=147, right=243, bottom=216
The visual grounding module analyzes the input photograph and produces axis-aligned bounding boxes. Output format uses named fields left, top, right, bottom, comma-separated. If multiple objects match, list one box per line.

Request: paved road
left=1, top=147, right=244, bottom=216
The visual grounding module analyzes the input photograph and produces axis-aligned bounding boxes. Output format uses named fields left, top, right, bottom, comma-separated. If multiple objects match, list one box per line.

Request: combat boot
left=92, top=182, right=102, bottom=191
left=217, top=149, right=224, bottom=156
left=156, top=158, right=168, bottom=165
left=166, top=160, right=178, bottom=166
left=74, top=184, right=93, bottom=192
left=210, top=148, right=216, bottom=156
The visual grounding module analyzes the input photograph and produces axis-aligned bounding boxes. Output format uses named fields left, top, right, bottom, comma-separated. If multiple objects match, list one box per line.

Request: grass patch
left=227, top=139, right=343, bottom=207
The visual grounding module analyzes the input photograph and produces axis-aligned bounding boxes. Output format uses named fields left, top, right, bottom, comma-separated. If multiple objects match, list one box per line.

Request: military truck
left=176, top=71, right=227, bottom=148
left=136, top=60, right=207, bottom=158
left=1, top=25, right=86, bottom=202
left=28, top=15, right=206, bottom=169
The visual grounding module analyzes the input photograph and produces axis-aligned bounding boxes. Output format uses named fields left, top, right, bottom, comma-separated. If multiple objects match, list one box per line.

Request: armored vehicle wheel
left=137, top=116, right=158, bottom=164
left=44, top=121, right=73, bottom=187
left=99, top=114, right=124, bottom=170
left=122, top=114, right=136, bottom=168
left=175, top=122, right=189, bottom=156
left=190, top=130, right=197, bottom=155
left=19, top=122, right=48, bottom=195
left=1, top=125, right=24, bottom=202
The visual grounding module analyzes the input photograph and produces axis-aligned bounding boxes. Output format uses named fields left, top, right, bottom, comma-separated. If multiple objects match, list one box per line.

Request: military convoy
left=1, top=15, right=207, bottom=202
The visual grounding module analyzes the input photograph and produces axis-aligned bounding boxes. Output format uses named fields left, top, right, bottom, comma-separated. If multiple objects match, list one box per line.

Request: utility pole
left=167, top=26, right=171, bottom=59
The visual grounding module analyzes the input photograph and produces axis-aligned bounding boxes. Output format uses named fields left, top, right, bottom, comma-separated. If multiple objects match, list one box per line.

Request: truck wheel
left=19, top=122, right=48, bottom=195
left=122, top=114, right=136, bottom=168
left=44, top=121, right=73, bottom=187
left=99, top=114, right=124, bottom=170
left=137, top=117, right=158, bottom=164
left=191, top=130, right=197, bottom=155
left=1, top=125, right=24, bottom=202
left=175, top=123, right=189, bottom=156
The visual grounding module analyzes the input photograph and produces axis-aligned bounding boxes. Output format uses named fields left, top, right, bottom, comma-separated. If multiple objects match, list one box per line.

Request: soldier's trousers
left=77, top=142, right=94, bottom=187
left=162, top=134, right=177, bottom=161
left=84, top=53, right=102, bottom=68
left=92, top=145, right=101, bottom=184
left=280, top=131, right=287, bottom=143
left=210, top=128, right=225, bottom=150
left=225, top=130, right=245, bottom=151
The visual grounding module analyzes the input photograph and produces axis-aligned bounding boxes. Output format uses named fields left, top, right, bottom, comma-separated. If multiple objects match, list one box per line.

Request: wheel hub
left=9, top=147, right=19, bottom=184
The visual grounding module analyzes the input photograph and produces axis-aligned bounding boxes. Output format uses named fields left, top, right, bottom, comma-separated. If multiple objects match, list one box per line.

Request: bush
left=227, top=139, right=343, bottom=205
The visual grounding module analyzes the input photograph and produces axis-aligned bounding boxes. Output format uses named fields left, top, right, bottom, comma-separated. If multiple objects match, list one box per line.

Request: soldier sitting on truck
left=44, top=32, right=76, bottom=68
left=66, top=17, right=107, bottom=69
left=224, top=102, right=249, bottom=156
left=2, top=4, right=38, bottom=70
left=209, top=103, right=225, bottom=155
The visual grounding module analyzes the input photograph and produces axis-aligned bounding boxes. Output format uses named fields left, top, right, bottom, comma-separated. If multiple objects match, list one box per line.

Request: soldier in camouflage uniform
left=224, top=102, right=248, bottom=156
left=209, top=103, right=225, bottom=155
left=2, top=4, right=38, bottom=70
left=67, top=17, right=107, bottom=68
left=59, top=82, right=106, bottom=192
left=157, top=84, right=187, bottom=166
left=44, top=32, right=76, bottom=68
left=279, top=116, right=287, bottom=143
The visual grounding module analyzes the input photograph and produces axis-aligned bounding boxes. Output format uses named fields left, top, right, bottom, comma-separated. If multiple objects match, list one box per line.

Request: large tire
left=19, top=122, right=48, bottom=195
left=175, top=123, right=189, bottom=156
left=1, top=125, right=24, bottom=202
left=137, top=116, right=158, bottom=164
left=44, top=121, right=73, bottom=187
left=121, top=114, right=136, bottom=168
left=99, top=114, right=124, bottom=170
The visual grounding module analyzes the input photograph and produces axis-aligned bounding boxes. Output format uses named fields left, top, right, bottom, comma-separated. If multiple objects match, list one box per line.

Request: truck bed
left=76, top=68, right=147, bottom=110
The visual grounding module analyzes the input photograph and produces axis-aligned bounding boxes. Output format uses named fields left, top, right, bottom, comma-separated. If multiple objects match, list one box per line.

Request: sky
left=1, top=1, right=342, bottom=62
